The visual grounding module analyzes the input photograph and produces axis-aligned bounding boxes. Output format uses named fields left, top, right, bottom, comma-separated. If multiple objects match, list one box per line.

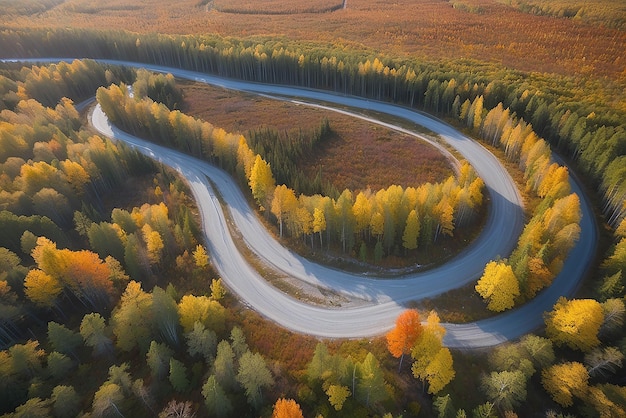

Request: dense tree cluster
left=246, top=120, right=332, bottom=196
left=133, top=68, right=183, bottom=110
left=0, top=59, right=125, bottom=109
left=472, top=99, right=583, bottom=309
left=306, top=341, right=390, bottom=413
left=0, top=277, right=279, bottom=417
left=0, top=61, right=198, bottom=344
left=536, top=293, right=626, bottom=415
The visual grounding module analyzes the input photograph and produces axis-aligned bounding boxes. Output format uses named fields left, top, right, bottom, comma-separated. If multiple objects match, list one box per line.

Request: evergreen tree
left=202, top=375, right=232, bottom=417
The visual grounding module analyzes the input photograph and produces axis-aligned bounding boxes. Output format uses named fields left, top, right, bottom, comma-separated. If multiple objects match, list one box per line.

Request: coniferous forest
left=0, top=1, right=625, bottom=417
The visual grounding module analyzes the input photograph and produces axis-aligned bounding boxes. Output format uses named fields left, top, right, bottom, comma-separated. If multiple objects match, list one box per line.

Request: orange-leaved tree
left=386, top=309, right=422, bottom=370
left=271, top=398, right=304, bottom=418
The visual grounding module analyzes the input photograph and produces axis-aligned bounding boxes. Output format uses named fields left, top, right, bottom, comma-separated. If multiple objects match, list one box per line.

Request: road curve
left=12, top=58, right=595, bottom=347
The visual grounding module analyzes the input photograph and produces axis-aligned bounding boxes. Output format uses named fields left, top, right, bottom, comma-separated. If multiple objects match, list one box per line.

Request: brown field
left=181, top=82, right=454, bottom=190
left=2, top=0, right=624, bottom=81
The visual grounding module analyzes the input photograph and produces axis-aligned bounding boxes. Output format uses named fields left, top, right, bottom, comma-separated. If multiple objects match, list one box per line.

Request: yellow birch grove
left=473, top=99, right=585, bottom=306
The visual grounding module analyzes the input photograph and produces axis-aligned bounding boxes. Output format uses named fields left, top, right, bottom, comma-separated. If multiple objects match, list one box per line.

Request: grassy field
left=180, top=82, right=454, bottom=191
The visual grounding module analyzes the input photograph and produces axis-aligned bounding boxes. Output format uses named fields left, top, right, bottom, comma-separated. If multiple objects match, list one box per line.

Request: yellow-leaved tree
left=541, top=362, right=589, bottom=407
left=326, top=385, right=351, bottom=411
left=545, top=297, right=604, bottom=352
left=352, top=191, right=373, bottom=237
left=248, top=155, right=275, bottom=211
left=424, top=347, right=456, bottom=395
left=475, top=261, right=520, bottom=312
left=178, top=294, right=225, bottom=333
left=402, top=209, right=420, bottom=251
left=411, top=311, right=455, bottom=394
left=142, top=224, right=164, bottom=266
left=271, top=185, right=298, bottom=238
left=192, top=244, right=209, bottom=269
left=24, top=269, right=62, bottom=308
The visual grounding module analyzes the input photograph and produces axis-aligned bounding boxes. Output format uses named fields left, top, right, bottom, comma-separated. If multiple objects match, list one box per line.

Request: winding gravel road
left=11, top=58, right=595, bottom=347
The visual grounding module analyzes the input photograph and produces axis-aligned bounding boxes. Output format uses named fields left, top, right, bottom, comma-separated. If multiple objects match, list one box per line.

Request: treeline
left=0, top=59, right=130, bottom=109
left=0, top=28, right=621, bottom=234
left=261, top=162, right=483, bottom=258
left=97, top=82, right=485, bottom=260
left=467, top=98, right=582, bottom=309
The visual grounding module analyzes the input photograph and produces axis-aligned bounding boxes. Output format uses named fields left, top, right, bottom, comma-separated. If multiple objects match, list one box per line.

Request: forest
left=0, top=1, right=625, bottom=416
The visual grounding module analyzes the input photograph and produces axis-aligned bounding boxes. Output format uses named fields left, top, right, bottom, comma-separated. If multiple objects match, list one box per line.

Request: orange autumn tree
left=386, top=309, right=423, bottom=370
left=271, top=398, right=304, bottom=418
left=31, top=237, right=114, bottom=310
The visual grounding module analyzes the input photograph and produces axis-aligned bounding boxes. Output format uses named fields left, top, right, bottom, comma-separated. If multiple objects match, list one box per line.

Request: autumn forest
left=0, top=0, right=625, bottom=417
